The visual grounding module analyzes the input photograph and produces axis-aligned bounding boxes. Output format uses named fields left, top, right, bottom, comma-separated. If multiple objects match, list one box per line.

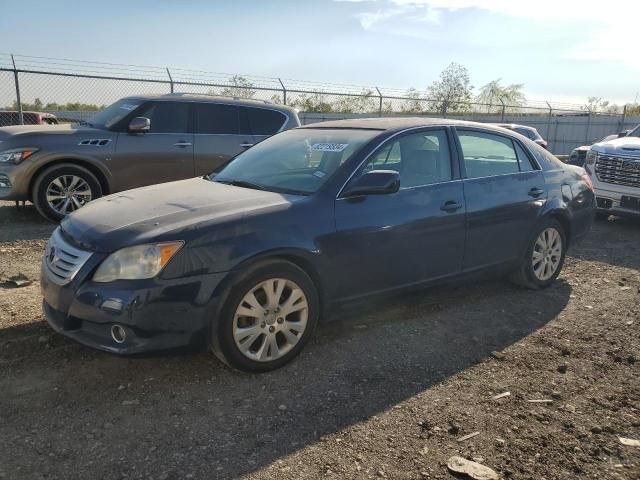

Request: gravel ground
left=0, top=200, right=638, bottom=480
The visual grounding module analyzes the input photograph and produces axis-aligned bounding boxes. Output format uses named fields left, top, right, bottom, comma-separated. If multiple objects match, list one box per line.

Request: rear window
left=240, top=107, right=286, bottom=135
left=195, top=103, right=239, bottom=134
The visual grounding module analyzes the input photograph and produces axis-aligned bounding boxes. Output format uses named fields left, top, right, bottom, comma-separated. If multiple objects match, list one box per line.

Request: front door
left=331, top=128, right=466, bottom=300
left=114, top=101, right=194, bottom=191
left=455, top=128, right=547, bottom=270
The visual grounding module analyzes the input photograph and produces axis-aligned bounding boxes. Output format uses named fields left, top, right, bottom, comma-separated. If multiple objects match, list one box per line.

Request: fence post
left=499, top=97, right=506, bottom=122
left=166, top=68, right=174, bottom=93
left=278, top=78, right=287, bottom=105
left=620, top=104, right=627, bottom=132
left=11, top=55, right=24, bottom=125
left=375, top=87, right=383, bottom=116
left=545, top=101, right=553, bottom=148
left=442, top=99, right=448, bottom=118
left=585, top=109, right=592, bottom=143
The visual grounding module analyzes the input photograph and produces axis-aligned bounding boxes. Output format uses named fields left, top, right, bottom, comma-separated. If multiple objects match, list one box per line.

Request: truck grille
left=44, top=228, right=93, bottom=285
left=595, top=154, right=640, bottom=188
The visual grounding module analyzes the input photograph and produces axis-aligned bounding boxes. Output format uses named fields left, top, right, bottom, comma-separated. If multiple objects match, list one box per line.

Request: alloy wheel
left=232, top=278, right=308, bottom=362
left=46, top=175, right=92, bottom=215
left=532, top=227, right=562, bottom=281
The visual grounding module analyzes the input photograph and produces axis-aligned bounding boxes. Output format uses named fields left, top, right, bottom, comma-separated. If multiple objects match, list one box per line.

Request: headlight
left=585, top=149, right=598, bottom=166
left=93, top=241, right=183, bottom=282
left=0, top=149, right=38, bottom=164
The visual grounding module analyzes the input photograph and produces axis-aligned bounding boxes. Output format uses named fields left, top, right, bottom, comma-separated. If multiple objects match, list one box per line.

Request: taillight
left=582, top=174, right=594, bottom=191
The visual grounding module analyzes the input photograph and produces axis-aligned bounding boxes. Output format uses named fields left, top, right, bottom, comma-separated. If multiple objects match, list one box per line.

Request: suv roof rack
left=164, top=92, right=273, bottom=105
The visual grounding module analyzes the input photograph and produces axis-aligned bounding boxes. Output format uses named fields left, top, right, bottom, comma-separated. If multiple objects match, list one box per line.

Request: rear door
left=193, top=102, right=250, bottom=175
left=114, top=101, right=194, bottom=190
left=455, top=128, right=547, bottom=271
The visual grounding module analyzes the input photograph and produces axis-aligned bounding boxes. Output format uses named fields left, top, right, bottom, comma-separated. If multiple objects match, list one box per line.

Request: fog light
left=110, top=324, right=127, bottom=344
left=0, top=175, right=10, bottom=188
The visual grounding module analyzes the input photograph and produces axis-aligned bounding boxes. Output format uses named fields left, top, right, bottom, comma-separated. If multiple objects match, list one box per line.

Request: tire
left=211, top=260, right=319, bottom=373
left=509, top=218, right=567, bottom=290
left=32, top=164, right=102, bottom=222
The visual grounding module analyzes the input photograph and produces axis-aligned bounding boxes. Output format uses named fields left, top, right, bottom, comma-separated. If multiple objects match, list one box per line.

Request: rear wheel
left=509, top=218, right=566, bottom=289
left=32, top=164, right=102, bottom=222
left=211, top=260, right=319, bottom=372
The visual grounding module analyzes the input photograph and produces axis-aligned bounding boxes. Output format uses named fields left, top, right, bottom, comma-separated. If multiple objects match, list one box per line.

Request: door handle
left=173, top=141, right=192, bottom=148
left=528, top=187, right=545, bottom=198
left=240, top=143, right=254, bottom=148
left=440, top=201, right=463, bottom=213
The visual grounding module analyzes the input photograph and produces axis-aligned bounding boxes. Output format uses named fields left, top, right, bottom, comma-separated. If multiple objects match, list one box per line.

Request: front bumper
left=593, top=186, right=640, bottom=218
left=41, top=258, right=228, bottom=355
left=0, top=162, right=29, bottom=201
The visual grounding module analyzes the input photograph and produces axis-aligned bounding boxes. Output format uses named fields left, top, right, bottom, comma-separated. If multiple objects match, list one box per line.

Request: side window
left=362, top=129, right=452, bottom=188
left=195, top=103, right=238, bottom=134
left=239, top=107, right=287, bottom=135
left=459, top=131, right=520, bottom=178
left=136, top=101, right=189, bottom=133
left=514, top=141, right=535, bottom=172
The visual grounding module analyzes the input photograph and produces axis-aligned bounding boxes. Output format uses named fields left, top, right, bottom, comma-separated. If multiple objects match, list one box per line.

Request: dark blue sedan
left=41, top=118, right=595, bottom=371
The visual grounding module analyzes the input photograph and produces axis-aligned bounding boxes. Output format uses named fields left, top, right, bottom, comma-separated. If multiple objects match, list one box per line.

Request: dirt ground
left=0, top=200, right=638, bottom=480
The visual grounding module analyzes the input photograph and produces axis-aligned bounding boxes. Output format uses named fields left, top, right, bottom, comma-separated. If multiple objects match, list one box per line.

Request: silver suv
left=0, top=94, right=300, bottom=221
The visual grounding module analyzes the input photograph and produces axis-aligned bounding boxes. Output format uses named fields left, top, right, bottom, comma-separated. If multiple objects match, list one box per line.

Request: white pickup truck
left=585, top=124, right=640, bottom=218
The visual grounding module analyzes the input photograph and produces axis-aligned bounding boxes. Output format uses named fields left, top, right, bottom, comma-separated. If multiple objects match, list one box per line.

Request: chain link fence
left=1, top=53, right=638, bottom=154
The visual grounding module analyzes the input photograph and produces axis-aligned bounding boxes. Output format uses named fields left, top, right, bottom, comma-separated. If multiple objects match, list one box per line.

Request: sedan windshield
left=214, top=128, right=379, bottom=194
left=85, top=99, right=142, bottom=129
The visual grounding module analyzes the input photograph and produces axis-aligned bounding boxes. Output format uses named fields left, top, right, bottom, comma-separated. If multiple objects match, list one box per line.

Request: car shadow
left=567, top=216, right=640, bottom=271
left=0, top=278, right=571, bottom=479
left=0, top=201, right=55, bottom=242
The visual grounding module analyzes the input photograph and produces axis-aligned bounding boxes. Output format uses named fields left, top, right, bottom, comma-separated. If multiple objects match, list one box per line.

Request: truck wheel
left=33, top=164, right=102, bottom=222
left=509, top=218, right=566, bottom=290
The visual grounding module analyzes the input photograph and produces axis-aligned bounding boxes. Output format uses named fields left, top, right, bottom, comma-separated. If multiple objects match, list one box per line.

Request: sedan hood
left=61, top=178, right=301, bottom=252
left=592, top=136, right=640, bottom=157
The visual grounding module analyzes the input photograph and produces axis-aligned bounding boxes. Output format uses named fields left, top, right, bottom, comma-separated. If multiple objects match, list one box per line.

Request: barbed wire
left=0, top=52, right=620, bottom=113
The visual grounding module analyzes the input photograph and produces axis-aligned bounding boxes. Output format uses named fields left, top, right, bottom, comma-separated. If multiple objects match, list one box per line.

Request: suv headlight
left=93, top=241, right=183, bottom=283
left=0, top=149, right=38, bottom=164
left=585, top=149, right=597, bottom=166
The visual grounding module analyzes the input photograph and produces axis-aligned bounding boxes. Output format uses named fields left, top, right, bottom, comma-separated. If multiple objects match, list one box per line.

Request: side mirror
left=129, top=117, right=150, bottom=133
left=343, top=170, right=400, bottom=197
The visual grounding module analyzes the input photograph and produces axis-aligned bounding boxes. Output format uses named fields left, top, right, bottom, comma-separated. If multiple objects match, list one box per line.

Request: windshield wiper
left=216, top=179, right=266, bottom=191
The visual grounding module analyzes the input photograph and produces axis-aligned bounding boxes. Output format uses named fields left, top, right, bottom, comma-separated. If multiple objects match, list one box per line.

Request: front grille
left=595, top=154, right=640, bottom=188
left=44, top=228, right=93, bottom=285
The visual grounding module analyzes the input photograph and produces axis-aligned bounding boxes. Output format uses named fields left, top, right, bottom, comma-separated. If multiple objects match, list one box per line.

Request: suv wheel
left=212, top=260, right=319, bottom=372
left=33, top=164, right=102, bottom=222
left=509, top=218, right=566, bottom=289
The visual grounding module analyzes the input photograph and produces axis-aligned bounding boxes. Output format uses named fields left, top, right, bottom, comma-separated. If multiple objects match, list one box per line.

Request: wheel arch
left=28, top=157, right=111, bottom=198
left=209, top=248, right=326, bottom=327
left=542, top=206, right=572, bottom=248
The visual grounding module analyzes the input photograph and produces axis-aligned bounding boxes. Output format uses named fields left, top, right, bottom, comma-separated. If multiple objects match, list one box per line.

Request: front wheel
left=509, top=218, right=566, bottom=289
left=32, top=164, right=102, bottom=222
left=212, top=260, right=319, bottom=372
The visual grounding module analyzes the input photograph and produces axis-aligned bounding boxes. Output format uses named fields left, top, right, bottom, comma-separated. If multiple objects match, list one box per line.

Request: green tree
left=427, top=62, right=473, bottom=114
left=476, top=79, right=526, bottom=112
left=333, top=89, right=377, bottom=113
left=220, top=75, right=257, bottom=99
left=400, top=88, right=425, bottom=114
left=290, top=93, right=333, bottom=113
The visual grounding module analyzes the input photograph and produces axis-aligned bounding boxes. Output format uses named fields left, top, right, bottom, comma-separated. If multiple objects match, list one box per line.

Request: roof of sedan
left=299, top=117, right=513, bottom=134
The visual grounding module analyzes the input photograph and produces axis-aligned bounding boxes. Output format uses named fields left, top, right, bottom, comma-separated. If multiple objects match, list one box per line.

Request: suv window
left=459, top=131, right=522, bottom=178
left=240, top=107, right=286, bottom=135
left=195, top=103, right=239, bottom=134
left=513, top=127, right=535, bottom=140
left=363, top=129, right=452, bottom=188
left=137, top=101, right=189, bottom=134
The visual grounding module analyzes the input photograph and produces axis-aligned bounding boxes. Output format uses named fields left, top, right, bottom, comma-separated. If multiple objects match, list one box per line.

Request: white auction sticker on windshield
left=120, top=104, right=138, bottom=111
left=310, top=143, right=349, bottom=152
